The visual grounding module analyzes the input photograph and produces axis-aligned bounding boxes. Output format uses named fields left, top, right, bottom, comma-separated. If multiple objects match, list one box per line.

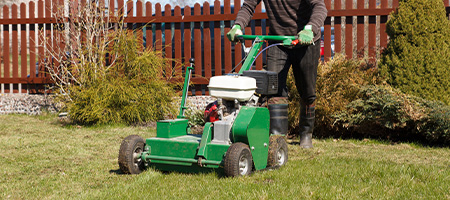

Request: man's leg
left=266, top=46, right=291, bottom=135
left=267, top=45, right=291, bottom=97
left=291, top=43, right=320, bottom=148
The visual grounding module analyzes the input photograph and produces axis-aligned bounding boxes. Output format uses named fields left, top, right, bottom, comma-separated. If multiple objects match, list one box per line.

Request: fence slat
left=127, top=0, right=134, bottom=35
left=380, top=0, right=388, bottom=50
left=393, top=0, right=399, bottom=8
left=356, top=0, right=364, bottom=57
left=37, top=0, right=44, bottom=78
left=3, top=6, right=10, bottom=79
left=155, top=3, right=162, bottom=52
left=234, top=0, right=242, bottom=73
left=117, top=0, right=124, bottom=16
left=20, top=3, right=27, bottom=79
left=145, top=2, right=152, bottom=50
left=136, top=0, right=144, bottom=51
left=44, top=0, right=51, bottom=79
left=29, top=1, right=36, bottom=79
left=164, top=4, right=173, bottom=77
left=224, top=0, right=232, bottom=74
left=203, top=2, right=211, bottom=78
left=194, top=3, right=202, bottom=95
left=324, top=0, right=332, bottom=61
left=183, top=5, right=191, bottom=68
left=109, top=0, right=115, bottom=16
left=368, top=0, right=377, bottom=59
left=214, top=0, right=222, bottom=75
left=345, top=0, right=353, bottom=58
left=58, top=0, right=65, bottom=62
left=334, top=0, right=342, bottom=53
left=174, top=6, right=182, bottom=76
left=12, top=4, right=19, bottom=81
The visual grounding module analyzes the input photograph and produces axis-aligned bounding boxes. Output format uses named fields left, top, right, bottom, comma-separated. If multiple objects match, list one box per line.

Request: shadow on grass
left=109, top=169, right=125, bottom=175
left=109, top=166, right=229, bottom=178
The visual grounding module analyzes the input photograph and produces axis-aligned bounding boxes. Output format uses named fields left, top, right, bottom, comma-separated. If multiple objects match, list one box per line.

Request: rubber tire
left=224, top=142, right=253, bottom=177
left=267, top=136, right=288, bottom=167
left=118, top=135, right=146, bottom=174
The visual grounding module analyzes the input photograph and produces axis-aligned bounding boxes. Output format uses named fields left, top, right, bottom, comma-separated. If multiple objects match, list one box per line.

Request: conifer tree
left=380, top=0, right=450, bottom=104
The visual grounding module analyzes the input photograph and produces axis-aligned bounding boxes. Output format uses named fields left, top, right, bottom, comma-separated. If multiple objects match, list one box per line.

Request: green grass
left=1, top=114, right=450, bottom=199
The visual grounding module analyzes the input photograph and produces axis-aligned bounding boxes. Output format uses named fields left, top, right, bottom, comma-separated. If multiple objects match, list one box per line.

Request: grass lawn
left=1, top=114, right=449, bottom=199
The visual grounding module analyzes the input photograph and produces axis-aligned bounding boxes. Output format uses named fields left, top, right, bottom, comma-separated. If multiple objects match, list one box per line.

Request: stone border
left=0, top=94, right=216, bottom=115
left=0, top=94, right=60, bottom=115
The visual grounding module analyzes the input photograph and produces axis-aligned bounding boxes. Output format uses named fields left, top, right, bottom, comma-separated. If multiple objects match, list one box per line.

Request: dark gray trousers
left=267, top=42, right=321, bottom=105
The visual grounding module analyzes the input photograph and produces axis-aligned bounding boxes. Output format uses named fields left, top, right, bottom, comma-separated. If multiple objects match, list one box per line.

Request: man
left=227, top=0, right=327, bottom=148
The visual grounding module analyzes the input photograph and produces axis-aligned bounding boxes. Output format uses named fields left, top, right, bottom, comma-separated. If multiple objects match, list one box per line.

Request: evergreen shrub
left=335, top=85, right=450, bottom=145
left=67, top=32, right=179, bottom=125
left=379, top=0, right=450, bottom=104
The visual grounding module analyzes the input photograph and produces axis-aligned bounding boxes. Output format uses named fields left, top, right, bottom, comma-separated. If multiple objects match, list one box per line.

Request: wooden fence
left=1, top=0, right=449, bottom=95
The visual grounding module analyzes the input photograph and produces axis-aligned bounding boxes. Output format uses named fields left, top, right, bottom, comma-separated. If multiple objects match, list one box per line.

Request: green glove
left=297, top=25, right=314, bottom=45
left=226, top=25, right=243, bottom=42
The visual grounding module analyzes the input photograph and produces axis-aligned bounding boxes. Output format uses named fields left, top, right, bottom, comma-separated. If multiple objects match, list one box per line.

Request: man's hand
left=226, top=25, right=243, bottom=42
left=297, top=25, right=314, bottom=45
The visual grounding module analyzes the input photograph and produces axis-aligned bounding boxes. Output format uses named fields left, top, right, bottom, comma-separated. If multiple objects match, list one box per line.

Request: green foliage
left=67, top=32, right=179, bottom=125
left=334, top=85, right=421, bottom=138
left=335, top=85, right=450, bottom=145
left=379, top=0, right=450, bottom=104
left=287, top=54, right=384, bottom=135
left=417, top=101, right=450, bottom=144
left=287, top=47, right=450, bottom=144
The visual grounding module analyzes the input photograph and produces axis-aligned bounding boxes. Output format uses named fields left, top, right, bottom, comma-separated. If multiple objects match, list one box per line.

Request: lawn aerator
left=118, top=35, right=298, bottom=177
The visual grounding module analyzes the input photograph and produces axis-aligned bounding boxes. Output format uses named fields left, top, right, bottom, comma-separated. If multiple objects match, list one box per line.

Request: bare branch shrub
left=38, top=1, right=180, bottom=124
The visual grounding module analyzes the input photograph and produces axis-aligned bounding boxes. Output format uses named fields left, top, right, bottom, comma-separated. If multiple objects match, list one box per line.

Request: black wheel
left=224, top=142, right=253, bottom=177
left=118, top=135, right=146, bottom=174
left=267, top=136, right=288, bottom=167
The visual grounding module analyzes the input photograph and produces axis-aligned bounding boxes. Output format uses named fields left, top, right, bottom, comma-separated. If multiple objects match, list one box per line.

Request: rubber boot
left=299, top=102, right=315, bottom=148
left=268, top=104, right=288, bottom=135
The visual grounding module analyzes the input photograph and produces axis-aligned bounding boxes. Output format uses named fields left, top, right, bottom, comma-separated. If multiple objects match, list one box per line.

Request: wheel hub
left=238, top=154, right=249, bottom=175
left=133, top=147, right=143, bottom=168
left=277, top=148, right=286, bottom=166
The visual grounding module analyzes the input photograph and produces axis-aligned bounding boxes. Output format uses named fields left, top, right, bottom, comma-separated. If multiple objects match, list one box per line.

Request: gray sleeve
left=234, top=0, right=262, bottom=29
left=307, top=0, right=328, bottom=37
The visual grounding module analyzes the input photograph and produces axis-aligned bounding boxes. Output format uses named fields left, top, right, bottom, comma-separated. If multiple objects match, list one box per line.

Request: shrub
left=333, top=85, right=424, bottom=139
left=287, top=54, right=384, bottom=136
left=334, top=85, right=450, bottom=145
left=417, top=101, right=450, bottom=145
left=379, top=0, right=450, bottom=104
left=41, top=1, right=181, bottom=125
left=68, top=32, right=179, bottom=125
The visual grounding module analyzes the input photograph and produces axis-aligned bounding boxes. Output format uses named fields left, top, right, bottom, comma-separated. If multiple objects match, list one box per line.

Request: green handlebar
left=236, top=35, right=297, bottom=74
left=238, top=35, right=297, bottom=41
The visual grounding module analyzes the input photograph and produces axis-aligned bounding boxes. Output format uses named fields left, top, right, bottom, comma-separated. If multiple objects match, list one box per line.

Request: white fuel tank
left=208, top=75, right=257, bottom=102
